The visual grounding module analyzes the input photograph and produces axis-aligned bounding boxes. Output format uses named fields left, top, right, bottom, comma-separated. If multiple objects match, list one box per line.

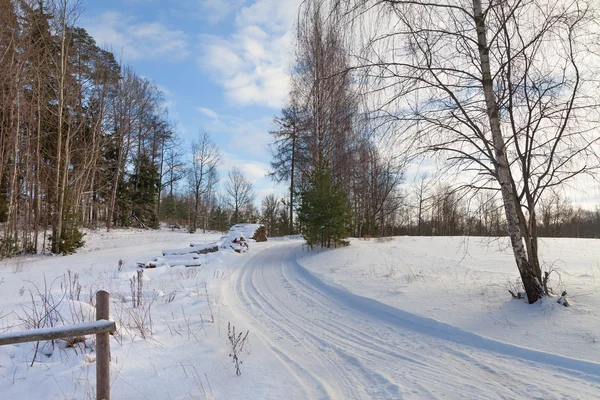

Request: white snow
left=0, top=320, right=115, bottom=345
left=162, top=242, right=219, bottom=256
left=0, top=230, right=599, bottom=399
left=226, top=224, right=262, bottom=241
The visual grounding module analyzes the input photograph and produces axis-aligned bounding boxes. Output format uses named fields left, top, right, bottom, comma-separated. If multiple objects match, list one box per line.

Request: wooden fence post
left=96, top=290, right=110, bottom=400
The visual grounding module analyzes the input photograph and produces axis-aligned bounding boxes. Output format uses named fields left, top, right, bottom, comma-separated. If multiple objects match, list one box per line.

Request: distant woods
left=270, top=0, right=404, bottom=247
left=0, top=0, right=188, bottom=255
left=0, top=0, right=281, bottom=257
left=270, top=0, right=600, bottom=254
left=2, top=0, right=599, bottom=259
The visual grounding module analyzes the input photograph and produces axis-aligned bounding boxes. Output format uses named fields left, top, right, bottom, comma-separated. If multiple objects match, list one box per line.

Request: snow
left=0, top=230, right=599, bottom=399
left=162, top=242, right=219, bottom=256
left=226, top=224, right=262, bottom=241
left=0, top=320, right=115, bottom=345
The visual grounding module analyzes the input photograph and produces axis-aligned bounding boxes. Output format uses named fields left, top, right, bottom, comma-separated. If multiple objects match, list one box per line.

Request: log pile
left=252, top=225, right=267, bottom=242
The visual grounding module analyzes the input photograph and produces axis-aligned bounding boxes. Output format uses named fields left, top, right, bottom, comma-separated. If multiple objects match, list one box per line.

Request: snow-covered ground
left=0, top=230, right=599, bottom=399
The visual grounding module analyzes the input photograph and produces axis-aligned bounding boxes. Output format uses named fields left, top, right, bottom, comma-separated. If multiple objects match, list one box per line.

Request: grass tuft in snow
left=227, top=322, right=249, bottom=376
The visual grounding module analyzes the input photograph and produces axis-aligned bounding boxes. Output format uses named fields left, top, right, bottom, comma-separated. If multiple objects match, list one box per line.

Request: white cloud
left=82, top=12, right=190, bottom=62
left=197, top=107, right=219, bottom=119
left=218, top=151, right=286, bottom=206
left=197, top=0, right=247, bottom=23
left=220, top=152, right=270, bottom=185
left=203, top=113, right=273, bottom=159
left=197, top=0, right=302, bottom=108
left=167, top=0, right=247, bottom=24
left=154, top=82, right=173, bottom=97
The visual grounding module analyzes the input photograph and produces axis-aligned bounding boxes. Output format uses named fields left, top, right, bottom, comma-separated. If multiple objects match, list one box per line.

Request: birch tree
left=332, top=0, right=600, bottom=303
left=224, top=167, right=256, bottom=225
left=188, top=131, right=220, bottom=232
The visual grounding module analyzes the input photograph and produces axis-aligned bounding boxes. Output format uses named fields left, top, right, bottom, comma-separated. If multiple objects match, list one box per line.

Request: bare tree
left=412, top=174, right=434, bottom=236
left=260, top=194, right=281, bottom=237
left=292, top=0, right=366, bottom=188
left=0, top=1, right=178, bottom=255
left=188, top=130, right=220, bottom=232
left=269, top=104, right=309, bottom=234
left=332, top=0, right=600, bottom=303
left=224, top=167, right=256, bottom=225
left=364, top=145, right=404, bottom=237
left=157, top=132, right=184, bottom=216
left=272, top=0, right=407, bottom=243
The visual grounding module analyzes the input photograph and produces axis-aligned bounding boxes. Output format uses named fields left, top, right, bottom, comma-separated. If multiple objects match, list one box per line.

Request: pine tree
left=209, top=206, right=229, bottom=232
left=297, top=160, right=350, bottom=248
left=269, top=105, right=309, bottom=235
left=130, top=153, right=160, bottom=229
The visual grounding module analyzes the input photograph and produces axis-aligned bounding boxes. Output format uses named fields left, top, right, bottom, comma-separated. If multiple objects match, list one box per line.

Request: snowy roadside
left=227, top=239, right=600, bottom=399
left=0, top=227, right=289, bottom=399
left=1, top=230, right=599, bottom=399
left=295, top=236, right=600, bottom=364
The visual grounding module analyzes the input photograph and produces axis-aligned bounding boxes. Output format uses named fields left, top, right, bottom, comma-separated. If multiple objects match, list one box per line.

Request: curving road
left=229, top=241, right=600, bottom=399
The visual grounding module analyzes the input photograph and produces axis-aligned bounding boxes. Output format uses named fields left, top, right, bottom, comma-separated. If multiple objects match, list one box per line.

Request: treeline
left=0, top=0, right=297, bottom=256
left=2, top=0, right=596, bottom=257
left=391, top=183, right=600, bottom=239
left=159, top=0, right=407, bottom=246
left=268, top=0, right=600, bottom=246
left=0, top=0, right=177, bottom=255
left=269, top=0, right=404, bottom=247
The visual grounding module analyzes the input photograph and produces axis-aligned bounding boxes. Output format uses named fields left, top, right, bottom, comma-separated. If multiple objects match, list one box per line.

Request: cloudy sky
left=80, top=0, right=303, bottom=200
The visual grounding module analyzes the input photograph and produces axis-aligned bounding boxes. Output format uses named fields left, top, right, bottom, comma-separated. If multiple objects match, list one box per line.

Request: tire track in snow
left=230, top=241, right=600, bottom=399
left=238, top=250, right=362, bottom=399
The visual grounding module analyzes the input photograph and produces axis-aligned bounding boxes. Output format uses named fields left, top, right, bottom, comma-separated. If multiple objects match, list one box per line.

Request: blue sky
left=80, top=0, right=303, bottom=201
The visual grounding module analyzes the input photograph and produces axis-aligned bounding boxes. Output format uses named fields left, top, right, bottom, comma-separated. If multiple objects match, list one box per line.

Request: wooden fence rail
left=0, top=290, right=116, bottom=400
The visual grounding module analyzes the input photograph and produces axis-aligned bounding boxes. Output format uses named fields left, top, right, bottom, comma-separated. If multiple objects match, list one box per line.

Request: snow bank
left=1, top=229, right=599, bottom=399
left=162, top=243, right=219, bottom=256
left=227, top=224, right=263, bottom=241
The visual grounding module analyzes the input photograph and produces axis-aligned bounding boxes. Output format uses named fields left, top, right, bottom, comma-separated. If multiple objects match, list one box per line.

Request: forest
left=1, top=0, right=600, bottom=266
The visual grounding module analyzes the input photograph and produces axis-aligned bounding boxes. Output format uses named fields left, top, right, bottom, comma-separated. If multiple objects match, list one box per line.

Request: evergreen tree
left=269, top=104, right=309, bottom=235
left=276, top=202, right=291, bottom=237
left=54, top=210, right=85, bottom=255
left=130, top=153, right=160, bottom=229
left=297, top=160, right=350, bottom=248
left=209, top=206, right=230, bottom=232
left=115, top=176, right=132, bottom=227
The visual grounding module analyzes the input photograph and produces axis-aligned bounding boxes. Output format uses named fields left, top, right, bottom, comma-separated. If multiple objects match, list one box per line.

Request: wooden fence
left=0, top=290, right=116, bottom=400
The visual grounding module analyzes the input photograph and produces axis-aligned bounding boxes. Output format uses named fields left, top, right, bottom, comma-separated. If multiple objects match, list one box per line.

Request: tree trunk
left=193, top=188, right=199, bottom=231
left=473, top=0, right=544, bottom=303
left=290, top=134, right=296, bottom=235
left=34, top=74, right=42, bottom=251
left=53, top=9, right=70, bottom=253
left=106, top=142, right=121, bottom=232
left=157, top=136, right=165, bottom=219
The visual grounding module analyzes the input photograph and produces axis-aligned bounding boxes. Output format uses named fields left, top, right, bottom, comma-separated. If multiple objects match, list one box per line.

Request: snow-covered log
left=162, top=243, right=218, bottom=256
left=0, top=320, right=116, bottom=346
left=144, top=255, right=202, bottom=268
left=228, top=224, right=265, bottom=242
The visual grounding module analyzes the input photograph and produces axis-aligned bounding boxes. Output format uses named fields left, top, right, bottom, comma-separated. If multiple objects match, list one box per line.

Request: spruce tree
left=130, top=154, right=160, bottom=229
left=297, top=160, right=350, bottom=248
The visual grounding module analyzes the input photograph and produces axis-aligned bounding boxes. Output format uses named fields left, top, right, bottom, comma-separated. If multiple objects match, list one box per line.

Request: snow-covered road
left=229, top=241, right=600, bottom=399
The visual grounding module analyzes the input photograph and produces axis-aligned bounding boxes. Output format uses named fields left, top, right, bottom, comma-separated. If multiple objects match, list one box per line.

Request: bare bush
left=130, top=270, right=144, bottom=307
left=62, top=269, right=82, bottom=301
left=18, top=277, right=64, bottom=365
left=117, top=293, right=158, bottom=339
left=205, top=283, right=214, bottom=323
left=177, top=268, right=200, bottom=280
left=227, top=322, right=249, bottom=376
left=12, top=259, right=32, bottom=274
left=508, top=279, right=525, bottom=300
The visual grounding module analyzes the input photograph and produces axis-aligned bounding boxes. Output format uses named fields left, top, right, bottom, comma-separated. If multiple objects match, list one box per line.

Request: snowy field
left=0, top=229, right=599, bottom=399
